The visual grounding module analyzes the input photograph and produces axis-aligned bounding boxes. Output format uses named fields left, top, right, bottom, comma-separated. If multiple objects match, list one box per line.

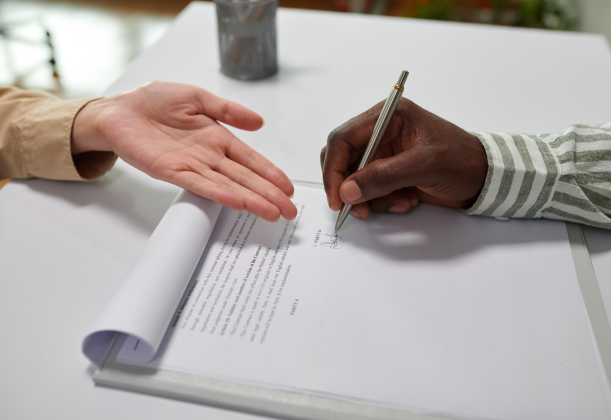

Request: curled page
left=82, top=190, right=222, bottom=365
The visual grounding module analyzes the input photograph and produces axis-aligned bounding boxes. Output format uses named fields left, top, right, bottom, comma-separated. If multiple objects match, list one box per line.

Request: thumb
left=339, top=147, right=431, bottom=204
left=205, top=99, right=264, bottom=131
left=195, top=87, right=264, bottom=131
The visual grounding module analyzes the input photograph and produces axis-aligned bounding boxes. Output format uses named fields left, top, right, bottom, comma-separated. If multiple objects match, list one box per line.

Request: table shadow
left=13, top=163, right=179, bottom=234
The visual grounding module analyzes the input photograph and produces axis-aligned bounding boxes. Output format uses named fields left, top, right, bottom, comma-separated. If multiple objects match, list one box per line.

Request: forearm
left=0, top=86, right=116, bottom=181
left=464, top=122, right=611, bottom=229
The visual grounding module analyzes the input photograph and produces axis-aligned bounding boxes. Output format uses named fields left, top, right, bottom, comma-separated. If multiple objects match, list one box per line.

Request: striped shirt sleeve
left=463, top=121, right=611, bottom=229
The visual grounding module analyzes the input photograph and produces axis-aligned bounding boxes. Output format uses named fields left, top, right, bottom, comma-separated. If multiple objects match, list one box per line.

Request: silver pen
left=334, top=70, right=409, bottom=233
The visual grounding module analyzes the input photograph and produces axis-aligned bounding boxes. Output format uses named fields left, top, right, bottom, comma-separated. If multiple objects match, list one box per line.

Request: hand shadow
left=15, top=160, right=180, bottom=235
left=335, top=203, right=571, bottom=261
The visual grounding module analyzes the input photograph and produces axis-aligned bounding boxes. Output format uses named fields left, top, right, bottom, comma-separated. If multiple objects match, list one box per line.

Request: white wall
left=579, top=0, right=611, bottom=45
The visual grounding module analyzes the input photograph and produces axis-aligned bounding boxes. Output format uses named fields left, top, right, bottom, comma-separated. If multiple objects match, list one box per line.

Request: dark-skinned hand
left=320, top=98, right=488, bottom=220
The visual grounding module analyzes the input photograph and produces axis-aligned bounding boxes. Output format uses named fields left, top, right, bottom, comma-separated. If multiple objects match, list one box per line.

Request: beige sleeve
left=0, top=86, right=117, bottom=181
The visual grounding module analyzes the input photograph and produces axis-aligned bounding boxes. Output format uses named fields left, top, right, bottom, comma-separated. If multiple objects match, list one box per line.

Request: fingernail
left=326, top=194, right=330, bottom=207
left=261, top=118, right=266, bottom=127
left=342, top=181, right=361, bottom=203
left=410, top=196, right=419, bottom=207
left=388, top=204, right=406, bottom=213
left=349, top=209, right=361, bottom=220
left=289, top=193, right=294, bottom=199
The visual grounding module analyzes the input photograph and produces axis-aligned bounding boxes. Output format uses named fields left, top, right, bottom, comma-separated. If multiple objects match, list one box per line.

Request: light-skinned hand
left=72, top=81, right=297, bottom=222
left=320, top=98, right=488, bottom=220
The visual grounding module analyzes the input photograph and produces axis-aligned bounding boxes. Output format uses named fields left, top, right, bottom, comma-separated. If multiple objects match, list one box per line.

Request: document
left=85, top=185, right=611, bottom=420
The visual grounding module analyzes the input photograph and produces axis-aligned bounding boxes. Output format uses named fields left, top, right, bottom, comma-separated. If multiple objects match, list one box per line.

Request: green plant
left=414, top=0, right=578, bottom=30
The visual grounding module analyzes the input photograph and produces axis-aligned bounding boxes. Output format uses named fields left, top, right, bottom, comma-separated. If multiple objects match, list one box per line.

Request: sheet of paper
left=83, top=191, right=222, bottom=364
left=117, top=185, right=611, bottom=420
left=583, top=226, right=611, bottom=323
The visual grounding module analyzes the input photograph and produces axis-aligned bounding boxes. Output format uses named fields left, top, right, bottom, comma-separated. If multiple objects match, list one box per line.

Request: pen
left=334, top=70, right=409, bottom=233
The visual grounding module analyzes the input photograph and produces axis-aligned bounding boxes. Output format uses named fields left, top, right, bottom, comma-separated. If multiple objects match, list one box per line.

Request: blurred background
left=0, top=0, right=608, bottom=99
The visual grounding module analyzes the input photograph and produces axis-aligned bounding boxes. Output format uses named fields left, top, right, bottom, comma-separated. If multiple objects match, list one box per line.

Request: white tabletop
left=2, top=2, right=611, bottom=419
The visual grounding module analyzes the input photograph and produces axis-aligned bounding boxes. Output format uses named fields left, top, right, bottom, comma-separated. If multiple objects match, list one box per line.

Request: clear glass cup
left=215, top=0, right=278, bottom=80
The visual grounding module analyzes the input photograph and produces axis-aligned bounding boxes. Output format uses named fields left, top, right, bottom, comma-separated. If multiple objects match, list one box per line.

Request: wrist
left=71, top=98, right=112, bottom=154
left=461, top=132, right=497, bottom=214
left=470, top=133, right=489, bottom=199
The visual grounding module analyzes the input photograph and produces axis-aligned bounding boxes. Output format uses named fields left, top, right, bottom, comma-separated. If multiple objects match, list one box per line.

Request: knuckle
left=220, top=101, right=232, bottom=119
left=370, top=162, right=392, bottom=192
left=326, top=115, right=360, bottom=147
left=398, top=96, right=414, bottom=110
left=238, top=168, right=253, bottom=185
left=326, top=127, right=343, bottom=146
left=395, top=98, right=415, bottom=122
left=273, top=192, right=287, bottom=205
left=322, top=170, right=334, bottom=187
left=263, top=164, right=278, bottom=180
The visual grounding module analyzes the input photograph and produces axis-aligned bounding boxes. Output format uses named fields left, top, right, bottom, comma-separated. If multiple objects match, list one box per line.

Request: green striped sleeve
left=462, top=122, right=611, bottom=229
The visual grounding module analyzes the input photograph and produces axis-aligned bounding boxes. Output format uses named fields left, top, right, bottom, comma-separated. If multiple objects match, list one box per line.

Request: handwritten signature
left=320, top=232, right=342, bottom=249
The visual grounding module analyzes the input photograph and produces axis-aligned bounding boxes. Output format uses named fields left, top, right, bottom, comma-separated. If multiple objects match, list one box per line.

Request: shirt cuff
left=21, top=97, right=117, bottom=181
left=462, top=132, right=561, bottom=219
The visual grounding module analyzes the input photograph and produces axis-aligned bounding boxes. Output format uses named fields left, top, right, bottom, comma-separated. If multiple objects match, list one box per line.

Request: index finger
left=323, top=101, right=386, bottom=211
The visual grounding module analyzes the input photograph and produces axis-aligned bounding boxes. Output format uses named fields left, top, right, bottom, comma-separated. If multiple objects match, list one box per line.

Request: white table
left=2, top=2, right=611, bottom=419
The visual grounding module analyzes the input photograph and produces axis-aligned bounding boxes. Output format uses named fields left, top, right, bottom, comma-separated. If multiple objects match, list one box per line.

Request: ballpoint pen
left=334, top=70, right=409, bottom=233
